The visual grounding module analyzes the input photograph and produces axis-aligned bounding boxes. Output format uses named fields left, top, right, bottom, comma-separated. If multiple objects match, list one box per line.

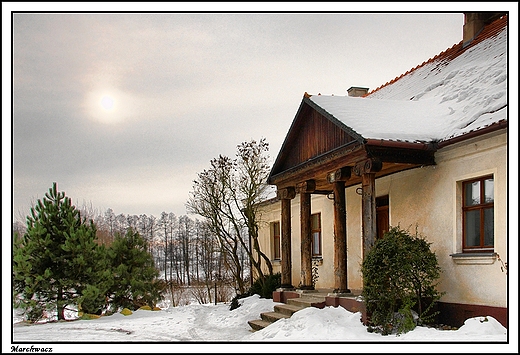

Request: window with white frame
left=270, top=221, right=281, bottom=260
left=311, top=213, right=322, bottom=257
left=462, top=175, right=494, bottom=252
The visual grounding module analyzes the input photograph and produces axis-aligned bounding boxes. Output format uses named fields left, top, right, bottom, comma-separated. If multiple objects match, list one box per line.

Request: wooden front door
left=376, top=195, right=389, bottom=239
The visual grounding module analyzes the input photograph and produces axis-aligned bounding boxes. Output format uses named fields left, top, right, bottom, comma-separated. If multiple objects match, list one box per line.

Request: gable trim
left=269, top=95, right=365, bottom=182
left=268, top=140, right=365, bottom=186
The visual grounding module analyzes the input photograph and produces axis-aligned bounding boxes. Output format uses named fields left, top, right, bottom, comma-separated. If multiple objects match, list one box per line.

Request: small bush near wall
left=229, top=273, right=281, bottom=311
left=361, top=226, right=444, bottom=335
left=248, top=272, right=281, bottom=299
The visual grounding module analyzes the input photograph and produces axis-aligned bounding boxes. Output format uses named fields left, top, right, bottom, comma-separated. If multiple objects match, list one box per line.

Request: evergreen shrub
left=361, top=225, right=444, bottom=335
left=106, top=229, right=165, bottom=311
left=248, top=272, right=281, bottom=299
left=229, top=272, right=281, bottom=311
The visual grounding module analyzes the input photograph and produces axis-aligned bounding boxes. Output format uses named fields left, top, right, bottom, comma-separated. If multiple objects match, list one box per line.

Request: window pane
left=312, top=232, right=320, bottom=255
left=484, top=207, right=494, bottom=246
left=465, top=181, right=480, bottom=206
left=465, top=210, right=481, bottom=246
left=311, top=214, right=319, bottom=229
left=272, top=222, right=280, bottom=259
left=484, top=178, right=494, bottom=203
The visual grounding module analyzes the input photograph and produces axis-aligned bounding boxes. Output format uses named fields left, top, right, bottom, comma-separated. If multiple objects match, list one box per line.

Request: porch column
left=354, top=159, right=382, bottom=258
left=297, top=180, right=315, bottom=290
left=277, top=187, right=296, bottom=289
left=328, top=167, right=351, bottom=293
left=361, top=173, right=377, bottom=257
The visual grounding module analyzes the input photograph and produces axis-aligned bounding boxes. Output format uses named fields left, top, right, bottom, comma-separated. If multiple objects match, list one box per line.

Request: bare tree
left=234, top=138, right=273, bottom=278
left=178, top=215, right=193, bottom=286
left=187, top=154, right=246, bottom=293
left=196, top=220, right=217, bottom=302
left=158, top=212, right=171, bottom=282
left=186, top=138, right=272, bottom=295
left=115, top=213, right=128, bottom=236
left=167, top=213, right=177, bottom=282
left=127, top=214, right=139, bottom=231
left=148, top=214, right=157, bottom=256
left=105, top=208, right=116, bottom=237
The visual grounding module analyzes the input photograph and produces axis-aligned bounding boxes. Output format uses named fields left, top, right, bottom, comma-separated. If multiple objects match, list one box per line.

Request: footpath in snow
left=9, top=295, right=511, bottom=353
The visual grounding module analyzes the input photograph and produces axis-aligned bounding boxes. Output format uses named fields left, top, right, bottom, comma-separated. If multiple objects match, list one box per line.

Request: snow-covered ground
left=7, top=295, right=513, bottom=353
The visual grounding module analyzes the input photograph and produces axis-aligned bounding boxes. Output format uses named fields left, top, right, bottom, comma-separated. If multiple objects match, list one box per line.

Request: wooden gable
left=268, top=95, right=437, bottom=191
left=270, top=96, right=362, bottom=178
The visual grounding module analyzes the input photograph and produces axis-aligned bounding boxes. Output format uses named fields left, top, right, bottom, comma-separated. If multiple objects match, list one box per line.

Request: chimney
left=347, top=86, right=369, bottom=97
left=463, top=12, right=506, bottom=47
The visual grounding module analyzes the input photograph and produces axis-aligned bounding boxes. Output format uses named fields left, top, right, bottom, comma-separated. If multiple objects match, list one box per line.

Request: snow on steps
left=248, top=292, right=328, bottom=332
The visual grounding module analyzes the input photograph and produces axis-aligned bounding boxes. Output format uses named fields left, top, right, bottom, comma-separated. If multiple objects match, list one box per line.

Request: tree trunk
left=57, top=286, right=65, bottom=320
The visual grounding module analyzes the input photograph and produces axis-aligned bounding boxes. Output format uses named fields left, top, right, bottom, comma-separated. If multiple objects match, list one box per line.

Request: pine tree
left=13, top=183, right=107, bottom=321
left=106, top=228, right=163, bottom=311
left=72, top=239, right=113, bottom=316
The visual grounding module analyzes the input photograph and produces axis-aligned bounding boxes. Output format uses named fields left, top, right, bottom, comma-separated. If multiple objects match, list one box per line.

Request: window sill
left=450, top=252, right=496, bottom=265
left=312, top=257, right=323, bottom=265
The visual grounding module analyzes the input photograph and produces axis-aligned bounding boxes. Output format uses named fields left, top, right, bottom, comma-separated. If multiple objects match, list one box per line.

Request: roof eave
left=436, top=120, right=508, bottom=149
left=364, top=138, right=434, bottom=150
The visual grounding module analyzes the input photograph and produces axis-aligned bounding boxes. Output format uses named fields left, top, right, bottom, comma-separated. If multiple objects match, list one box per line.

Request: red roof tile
left=366, top=14, right=508, bottom=97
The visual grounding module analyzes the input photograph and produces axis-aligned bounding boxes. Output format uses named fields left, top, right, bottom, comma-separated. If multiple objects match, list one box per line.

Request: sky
left=9, top=294, right=512, bottom=353
left=4, top=3, right=516, bottom=223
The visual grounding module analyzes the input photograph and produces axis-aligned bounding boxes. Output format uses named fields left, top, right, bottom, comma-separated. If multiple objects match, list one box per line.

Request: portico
left=268, top=92, right=436, bottom=292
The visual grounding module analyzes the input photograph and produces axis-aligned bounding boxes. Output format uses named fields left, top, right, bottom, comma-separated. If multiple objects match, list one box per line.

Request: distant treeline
left=13, top=207, right=250, bottom=294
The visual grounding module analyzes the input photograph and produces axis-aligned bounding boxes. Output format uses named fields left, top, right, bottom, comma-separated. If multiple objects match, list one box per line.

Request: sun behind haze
left=101, top=95, right=114, bottom=110
left=84, top=89, right=127, bottom=124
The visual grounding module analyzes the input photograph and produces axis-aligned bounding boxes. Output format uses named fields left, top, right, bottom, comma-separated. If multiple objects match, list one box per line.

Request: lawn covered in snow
left=8, top=294, right=512, bottom=353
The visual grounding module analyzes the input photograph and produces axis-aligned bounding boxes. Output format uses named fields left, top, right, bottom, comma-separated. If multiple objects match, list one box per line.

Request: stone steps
left=248, top=319, right=273, bottom=331
left=287, top=295, right=326, bottom=309
left=261, top=311, right=291, bottom=323
left=247, top=291, right=329, bottom=332
left=274, top=303, right=304, bottom=316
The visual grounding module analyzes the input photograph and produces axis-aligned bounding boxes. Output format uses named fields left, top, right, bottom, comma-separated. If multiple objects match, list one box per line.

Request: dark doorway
left=376, top=195, right=389, bottom=239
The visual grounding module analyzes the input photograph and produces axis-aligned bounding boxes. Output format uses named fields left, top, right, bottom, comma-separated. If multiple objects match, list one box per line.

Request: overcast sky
left=6, top=3, right=511, bottom=222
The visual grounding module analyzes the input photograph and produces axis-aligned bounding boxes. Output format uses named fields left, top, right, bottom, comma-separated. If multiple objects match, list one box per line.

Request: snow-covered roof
left=309, top=15, right=507, bottom=144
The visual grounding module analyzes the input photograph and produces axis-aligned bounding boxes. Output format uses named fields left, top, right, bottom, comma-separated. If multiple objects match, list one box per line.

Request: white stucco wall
left=256, top=194, right=336, bottom=289
left=257, top=130, right=507, bottom=308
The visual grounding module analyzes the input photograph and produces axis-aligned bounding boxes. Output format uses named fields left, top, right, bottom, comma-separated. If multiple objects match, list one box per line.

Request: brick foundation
left=273, top=290, right=507, bottom=329
left=326, top=295, right=367, bottom=324
left=436, top=302, right=507, bottom=328
left=273, top=290, right=299, bottom=304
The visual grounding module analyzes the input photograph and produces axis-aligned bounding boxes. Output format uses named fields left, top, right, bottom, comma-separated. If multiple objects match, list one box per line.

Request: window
left=271, top=221, right=281, bottom=260
left=376, top=195, right=389, bottom=240
left=462, top=176, right=494, bottom=252
left=311, top=213, right=321, bottom=257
